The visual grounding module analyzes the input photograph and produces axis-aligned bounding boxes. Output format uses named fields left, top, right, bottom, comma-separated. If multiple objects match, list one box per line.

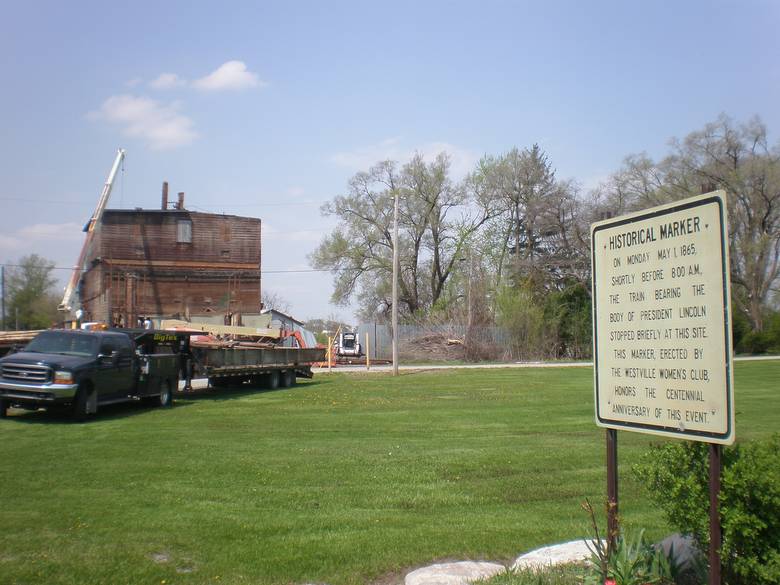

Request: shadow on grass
left=3, top=398, right=194, bottom=425
left=175, top=379, right=323, bottom=402
left=2, top=379, right=323, bottom=424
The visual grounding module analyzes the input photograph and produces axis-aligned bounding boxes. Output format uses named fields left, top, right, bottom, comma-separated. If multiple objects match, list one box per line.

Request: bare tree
left=311, top=153, right=494, bottom=319
left=261, top=289, right=291, bottom=314
left=599, top=115, right=780, bottom=330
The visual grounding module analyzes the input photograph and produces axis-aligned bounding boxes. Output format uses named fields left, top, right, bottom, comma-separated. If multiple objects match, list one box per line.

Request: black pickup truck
left=0, top=329, right=182, bottom=420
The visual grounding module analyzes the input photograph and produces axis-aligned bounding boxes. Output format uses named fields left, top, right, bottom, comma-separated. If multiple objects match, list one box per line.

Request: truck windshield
left=25, top=331, right=99, bottom=357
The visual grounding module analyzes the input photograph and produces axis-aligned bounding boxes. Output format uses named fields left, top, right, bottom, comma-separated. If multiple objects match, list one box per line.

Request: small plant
left=582, top=499, right=681, bottom=585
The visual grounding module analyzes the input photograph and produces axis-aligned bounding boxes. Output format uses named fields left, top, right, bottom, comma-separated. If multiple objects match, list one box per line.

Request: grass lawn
left=0, top=361, right=777, bottom=585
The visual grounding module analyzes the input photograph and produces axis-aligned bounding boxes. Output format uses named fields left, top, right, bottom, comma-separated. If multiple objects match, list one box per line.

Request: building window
left=177, top=219, right=192, bottom=243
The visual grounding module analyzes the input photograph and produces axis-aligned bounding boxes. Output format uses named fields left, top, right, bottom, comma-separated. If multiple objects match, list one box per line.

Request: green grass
left=483, top=564, right=589, bottom=585
left=0, top=361, right=777, bottom=585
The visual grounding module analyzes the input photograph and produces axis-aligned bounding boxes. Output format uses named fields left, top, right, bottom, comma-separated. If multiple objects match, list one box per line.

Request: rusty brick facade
left=80, top=209, right=261, bottom=326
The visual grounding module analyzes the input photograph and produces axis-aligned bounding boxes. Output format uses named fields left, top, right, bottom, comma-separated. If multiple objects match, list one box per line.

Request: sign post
left=591, top=191, right=734, bottom=583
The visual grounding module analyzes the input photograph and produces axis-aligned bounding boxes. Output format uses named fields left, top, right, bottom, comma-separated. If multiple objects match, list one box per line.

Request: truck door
left=95, top=338, right=122, bottom=400
left=115, top=336, right=136, bottom=395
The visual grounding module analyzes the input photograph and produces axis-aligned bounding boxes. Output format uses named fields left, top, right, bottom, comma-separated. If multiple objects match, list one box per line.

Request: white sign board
left=591, top=191, right=734, bottom=444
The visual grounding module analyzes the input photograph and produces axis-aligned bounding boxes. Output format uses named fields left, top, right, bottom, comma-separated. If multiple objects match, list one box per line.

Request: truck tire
left=281, top=370, right=295, bottom=388
left=73, top=384, right=95, bottom=422
left=0, top=398, right=8, bottom=418
left=266, top=370, right=280, bottom=390
left=158, top=380, right=173, bottom=408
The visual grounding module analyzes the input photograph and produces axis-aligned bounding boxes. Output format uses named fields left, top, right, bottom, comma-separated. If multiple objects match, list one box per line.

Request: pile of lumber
left=0, top=330, right=43, bottom=351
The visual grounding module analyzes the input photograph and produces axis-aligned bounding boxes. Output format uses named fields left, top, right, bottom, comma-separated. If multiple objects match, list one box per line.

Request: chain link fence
left=354, top=322, right=578, bottom=362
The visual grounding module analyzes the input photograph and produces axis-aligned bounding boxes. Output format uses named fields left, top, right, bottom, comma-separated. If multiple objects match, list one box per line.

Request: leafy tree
left=495, top=281, right=548, bottom=360
left=303, top=317, right=353, bottom=345
left=5, top=254, right=59, bottom=330
left=597, top=115, right=780, bottom=332
left=311, top=153, right=494, bottom=320
left=470, top=145, right=589, bottom=295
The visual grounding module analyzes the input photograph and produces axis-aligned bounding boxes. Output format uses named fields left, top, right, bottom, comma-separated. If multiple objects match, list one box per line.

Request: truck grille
left=1, top=363, right=52, bottom=383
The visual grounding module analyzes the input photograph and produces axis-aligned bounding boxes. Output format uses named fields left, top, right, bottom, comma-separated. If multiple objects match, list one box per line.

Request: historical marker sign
left=591, top=191, right=734, bottom=444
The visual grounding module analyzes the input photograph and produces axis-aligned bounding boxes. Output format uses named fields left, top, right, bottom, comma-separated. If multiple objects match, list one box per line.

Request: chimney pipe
left=177, top=192, right=185, bottom=210
left=162, top=182, right=169, bottom=210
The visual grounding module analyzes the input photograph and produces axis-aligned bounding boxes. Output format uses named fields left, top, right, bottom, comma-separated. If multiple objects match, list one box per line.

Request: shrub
left=737, top=330, right=773, bottom=355
left=633, top=437, right=780, bottom=585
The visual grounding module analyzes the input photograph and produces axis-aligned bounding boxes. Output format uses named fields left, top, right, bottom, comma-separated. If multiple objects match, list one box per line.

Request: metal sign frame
left=591, top=191, right=734, bottom=445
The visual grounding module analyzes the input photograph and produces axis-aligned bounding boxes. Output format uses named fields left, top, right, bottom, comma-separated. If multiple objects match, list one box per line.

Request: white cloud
left=262, top=222, right=323, bottom=243
left=193, top=60, right=264, bottom=91
left=125, top=77, right=143, bottom=88
left=0, top=233, right=21, bottom=250
left=18, top=223, right=84, bottom=241
left=417, top=141, right=478, bottom=179
left=149, top=73, right=186, bottom=90
left=331, top=138, right=478, bottom=179
left=331, top=137, right=404, bottom=170
left=89, top=94, right=197, bottom=150
left=0, top=222, right=86, bottom=255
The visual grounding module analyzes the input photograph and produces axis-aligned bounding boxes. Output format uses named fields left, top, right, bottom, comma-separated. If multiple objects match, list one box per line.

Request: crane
left=58, top=148, right=126, bottom=320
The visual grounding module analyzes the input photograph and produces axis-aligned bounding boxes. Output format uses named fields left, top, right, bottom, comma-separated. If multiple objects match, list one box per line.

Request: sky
left=0, top=0, right=778, bottom=324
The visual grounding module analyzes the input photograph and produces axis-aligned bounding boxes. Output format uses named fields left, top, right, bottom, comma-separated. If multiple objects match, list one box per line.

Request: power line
left=0, top=263, right=337, bottom=274
left=0, top=197, right=325, bottom=209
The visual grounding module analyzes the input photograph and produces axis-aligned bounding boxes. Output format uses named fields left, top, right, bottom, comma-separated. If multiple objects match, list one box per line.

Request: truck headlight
left=53, top=371, right=74, bottom=385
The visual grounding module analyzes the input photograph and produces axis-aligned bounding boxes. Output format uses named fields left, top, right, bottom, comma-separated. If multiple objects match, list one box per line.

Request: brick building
left=80, top=199, right=261, bottom=326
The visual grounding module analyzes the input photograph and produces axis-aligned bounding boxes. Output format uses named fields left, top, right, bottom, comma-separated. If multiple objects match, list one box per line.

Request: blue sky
left=1, top=0, right=777, bottom=323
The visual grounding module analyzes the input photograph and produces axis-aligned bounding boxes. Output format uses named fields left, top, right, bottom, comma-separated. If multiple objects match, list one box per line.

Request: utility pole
left=392, top=189, right=400, bottom=376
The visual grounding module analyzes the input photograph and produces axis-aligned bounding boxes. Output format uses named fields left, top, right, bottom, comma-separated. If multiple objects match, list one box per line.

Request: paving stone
left=511, top=539, right=595, bottom=570
left=405, top=561, right=505, bottom=585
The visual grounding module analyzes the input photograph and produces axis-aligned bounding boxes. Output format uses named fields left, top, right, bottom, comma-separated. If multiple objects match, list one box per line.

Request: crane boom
left=59, top=149, right=126, bottom=318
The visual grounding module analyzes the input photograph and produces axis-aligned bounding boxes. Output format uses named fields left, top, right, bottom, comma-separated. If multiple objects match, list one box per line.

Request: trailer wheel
left=266, top=370, right=280, bottom=390
left=73, top=383, right=95, bottom=422
left=281, top=370, right=295, bottom=388
left=158, top=380, right=173, bottom=408
left=0, top=398, right=8, bottom=418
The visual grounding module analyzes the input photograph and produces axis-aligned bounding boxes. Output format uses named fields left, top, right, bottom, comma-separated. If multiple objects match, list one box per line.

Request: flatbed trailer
left=189, top=345, right=325, bottom=389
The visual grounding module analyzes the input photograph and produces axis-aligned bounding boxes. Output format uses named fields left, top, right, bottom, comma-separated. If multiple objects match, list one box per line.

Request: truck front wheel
left=73, top=384, right=95, bottom=422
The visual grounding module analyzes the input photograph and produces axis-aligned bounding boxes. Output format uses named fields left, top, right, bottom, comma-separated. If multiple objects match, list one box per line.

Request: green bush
left=737, top=330, right=773, bottom=355
left=765, top=311, right=780, bottom=352
left=543, top=281, right=592, bottom=360
left=633, top=437, right=780, bottom=585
